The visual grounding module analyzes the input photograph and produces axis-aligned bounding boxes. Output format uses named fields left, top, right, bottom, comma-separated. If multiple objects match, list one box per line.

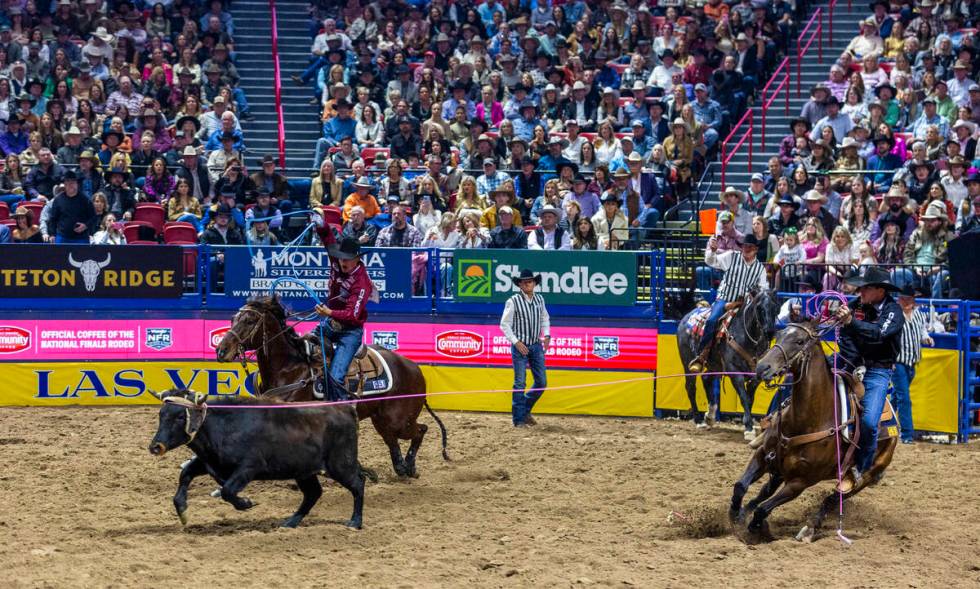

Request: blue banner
left=222, top=246, right=419, bottom=306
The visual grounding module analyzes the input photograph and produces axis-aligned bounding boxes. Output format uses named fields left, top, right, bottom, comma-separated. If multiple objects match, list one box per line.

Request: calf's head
left=148, top=389, right=209, bottom=456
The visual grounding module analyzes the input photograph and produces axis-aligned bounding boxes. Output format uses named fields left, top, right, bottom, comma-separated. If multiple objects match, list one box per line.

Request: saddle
left=687, top=302, right=741, bottom=342
left=302, top=336, right=394, bottom=397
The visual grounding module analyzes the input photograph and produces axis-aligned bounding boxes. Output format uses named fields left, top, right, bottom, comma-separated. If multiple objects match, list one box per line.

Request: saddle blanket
left=345, top=346, right=394, bottom=398
left=686, top=306, right=735, bottom=340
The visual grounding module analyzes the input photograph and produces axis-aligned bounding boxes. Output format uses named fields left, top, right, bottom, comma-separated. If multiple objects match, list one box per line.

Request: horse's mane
left=246, top=296, right=314, bottom=363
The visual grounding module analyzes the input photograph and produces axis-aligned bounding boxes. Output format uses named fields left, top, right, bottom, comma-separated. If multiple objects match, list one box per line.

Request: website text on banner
left=454, top=249, right=638, bottom=306
left=222, top=246, right=418, bottom=304
left=0, top=244, right=184, bottom=299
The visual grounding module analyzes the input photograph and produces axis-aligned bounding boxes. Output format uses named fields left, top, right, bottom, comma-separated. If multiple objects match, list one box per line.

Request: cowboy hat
left=798, top=273, right=823, bottom=293
left=738, top=234, right=762, bottom=249
left=845, top=266, right=899, bottom=291
left=538, top=204, right=561, bottom=217
left=600, top=192, right=621, bottom=205
left=775, top=194, right=800, bottom=209
left=328, top=237, right=362, bottom=260
left=510, top=268, right=542, bottom=286
left=721, top=186, right=744, bottom=201
left=897, top=283, right=917, bottom=299
left=803, top=189, right=828, bottom=203
left=840, top=137, right=859, bottom=150
left=920, top=200, right=948, bottom=221
left=176, top=114, right=201, bottom=132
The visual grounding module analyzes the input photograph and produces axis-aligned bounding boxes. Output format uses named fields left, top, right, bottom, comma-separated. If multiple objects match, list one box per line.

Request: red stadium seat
left=133, top=203, right=166, bottom=236
left=123, top=221, right=155, bottom=243
left=20, top=201, right=44, bottom=223
left=485, top=131, right=499, bottom=140
left=580, top=132, right=598, bottom=142
left=408, top=62, right=423, bottom=72
left=163, top=222, right=199, bottom=244
left=609, top=62, right=628, bottom=74
left=322, top=205, right=344, bottom=226
left=128, top=240, right=159, bottom=245
left=615, top=132, right=633, bottom=140
left=617, top=97, right=634, bottom=107
left=360, top=147, right=389, bottom=167
left=0, top=218, right=15, bottom=228
left=0, top=201, right=8, bottom=220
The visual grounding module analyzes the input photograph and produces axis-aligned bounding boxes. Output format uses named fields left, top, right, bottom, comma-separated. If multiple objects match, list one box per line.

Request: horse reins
left=228, top=304, right=321, bottom=396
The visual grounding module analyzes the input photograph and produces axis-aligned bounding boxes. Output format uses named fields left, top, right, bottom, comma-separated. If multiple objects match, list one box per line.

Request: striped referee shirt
left=500, top=292, right=551, bottom=346
left=705, top=249, right=769, bottom=302
left=897, top=307, right=927, bottom=366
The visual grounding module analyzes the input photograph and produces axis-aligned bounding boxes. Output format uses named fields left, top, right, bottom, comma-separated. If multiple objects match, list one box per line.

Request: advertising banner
left=2, top=317, right=657, bottom=371
left=454, top=249, right=637, bottom=306
left=222, top=246, right=420, bottom=303
left=0, top=244, right=183, bottom=298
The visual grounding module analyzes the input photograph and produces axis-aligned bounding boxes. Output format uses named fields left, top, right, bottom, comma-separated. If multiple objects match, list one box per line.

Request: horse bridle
left=742, top=292, right=766, bottom=347
left=768, top=323, right=820, bottom=378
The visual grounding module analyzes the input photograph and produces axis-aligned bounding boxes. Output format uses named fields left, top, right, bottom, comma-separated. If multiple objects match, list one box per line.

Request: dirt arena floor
left=1, top=407, right=979, bottom=588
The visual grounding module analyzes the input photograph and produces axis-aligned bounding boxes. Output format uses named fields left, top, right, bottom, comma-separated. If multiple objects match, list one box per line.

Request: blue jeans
left=512, top=342, right=547, bottom=425
left=891, top=268, right=948, bottom=299
left=232, top=87, right=250, bottom=116
left=855, top=367, right=893, bottom=473
left=320, top=321, right=364, bottom=399
left=696, top=298, right=728, bottom=354
left=0, top=193, right=23, bottom=209
left=174, top=213, right=203, bottom=232
left=767, top=383, right=792, bottom=415
left=890, top=363, right=915, bottom=442
left=312, top=137, right=337, bottom=169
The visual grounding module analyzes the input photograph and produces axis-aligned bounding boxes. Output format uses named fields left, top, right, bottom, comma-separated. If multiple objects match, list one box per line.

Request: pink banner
left=2, top=319, right=657, bottom=370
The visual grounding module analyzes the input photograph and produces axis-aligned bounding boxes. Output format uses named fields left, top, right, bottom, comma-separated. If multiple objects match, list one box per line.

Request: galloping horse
left=730, top=319, right=898, bottom=543
left=676, top=288, right=779, bottom=438
left=215, top=296, right=450, bottom=478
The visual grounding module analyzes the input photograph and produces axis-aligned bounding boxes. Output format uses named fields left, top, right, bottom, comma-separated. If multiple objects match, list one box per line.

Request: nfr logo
left=372, top=331, right=399, bottom=351
left=456, top=259, right=492, bottom=298
left=592, top=336, right=620, bottom=360
left=145, top=327, right=173, bottom=351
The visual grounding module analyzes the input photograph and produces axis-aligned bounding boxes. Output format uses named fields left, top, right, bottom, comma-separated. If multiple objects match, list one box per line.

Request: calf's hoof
left=795, top=525, right=815, bottom=543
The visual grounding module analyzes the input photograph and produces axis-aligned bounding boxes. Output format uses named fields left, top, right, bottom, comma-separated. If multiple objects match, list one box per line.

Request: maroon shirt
left=317, top=225, right=373, bottom=328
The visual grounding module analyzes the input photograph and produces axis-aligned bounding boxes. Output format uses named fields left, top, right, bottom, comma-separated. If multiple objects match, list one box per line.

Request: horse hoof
left=705, top=404, right=718, bottom=426
left=345, top=519, right=362, bottom=530
left=795, top=525, right=815, bottom=543
left=281, top=517, right=301, bottom=529
left=177, top=509, right=188, bottom=526
left=235, top=498, right=255, bottom=511
left=210, top=488, right=222, bottom=498
left=695, top=422, right=709, bottom=430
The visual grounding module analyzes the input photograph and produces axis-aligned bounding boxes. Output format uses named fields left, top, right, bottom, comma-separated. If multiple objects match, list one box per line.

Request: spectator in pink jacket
left=475, top=85, right=504, bottom=128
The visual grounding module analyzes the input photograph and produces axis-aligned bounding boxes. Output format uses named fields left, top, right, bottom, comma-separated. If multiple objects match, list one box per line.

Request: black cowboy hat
left=103, top=166, right=131, bottom=181
left=555, top=161, right=579, bottom=176
left=738, top=234, right=762, bottom=249
left=845, top=266, right=899, bottom=292
left=789, top=117, right=811, bottom=132
left=510, top=268, right=542, bottom=286
left=328, top=237, right=362, bottom=260
left=798, top=273, right=823, bottom=293
left=897, top=283, right=918, bottom=298
left=101, top=129, right=124, bottom=144
left=775, top=194, right=800, bottom=209
left=176, top=114, right=201, bottom=132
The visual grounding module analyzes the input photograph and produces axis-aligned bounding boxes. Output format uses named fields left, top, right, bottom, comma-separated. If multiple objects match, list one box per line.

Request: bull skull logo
left=68, top=253, right=111, bottom=292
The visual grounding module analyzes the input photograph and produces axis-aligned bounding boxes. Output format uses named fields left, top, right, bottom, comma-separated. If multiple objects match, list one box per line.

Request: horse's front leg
left=745, top=479, right=808, bottom=543
left=730, top=448, right=766, bottom=523
left=701, top=375, right=718, bottom=427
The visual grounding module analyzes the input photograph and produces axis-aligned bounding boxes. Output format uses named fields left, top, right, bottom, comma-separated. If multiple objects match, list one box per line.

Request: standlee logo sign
left=0, top=326, right=31, bottom=353
left=435, top=330, right=484, bottom=359
left=455, top=250, right=637, bottom=306
left=209, top=327, right=231, bottom=350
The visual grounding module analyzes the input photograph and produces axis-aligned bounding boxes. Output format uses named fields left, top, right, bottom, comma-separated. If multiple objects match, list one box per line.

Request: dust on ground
left=1, top=408, right=978, bottom=588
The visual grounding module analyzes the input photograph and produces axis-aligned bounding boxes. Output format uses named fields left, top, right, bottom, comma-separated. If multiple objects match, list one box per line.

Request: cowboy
left=313, top=236, right=375, bottom=401
left=834, top=266, right=904, bottom=493
left=689, top=233, right=769, bottom=373
left=499, top=268, right=551, bottom=427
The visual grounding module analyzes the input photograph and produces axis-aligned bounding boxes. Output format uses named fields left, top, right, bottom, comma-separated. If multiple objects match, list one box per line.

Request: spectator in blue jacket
left=691, top=83, right=724, bottom=152
left=313, top=99, right=357, bottom=169
left=865, top=135, right=903, bottom=193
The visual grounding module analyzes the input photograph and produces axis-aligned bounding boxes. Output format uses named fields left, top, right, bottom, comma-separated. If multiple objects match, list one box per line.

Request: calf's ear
left=147, top=389, right=163, bottom=400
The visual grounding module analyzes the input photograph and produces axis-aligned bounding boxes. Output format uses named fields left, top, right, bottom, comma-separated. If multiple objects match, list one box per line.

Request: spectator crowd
left=704, top=0, right=980, bottom=299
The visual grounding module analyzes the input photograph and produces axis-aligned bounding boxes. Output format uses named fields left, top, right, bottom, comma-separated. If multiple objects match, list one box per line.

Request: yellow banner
left=655, top=334, right=960, bottom=433
left=0, top=361, right=654, bottom=417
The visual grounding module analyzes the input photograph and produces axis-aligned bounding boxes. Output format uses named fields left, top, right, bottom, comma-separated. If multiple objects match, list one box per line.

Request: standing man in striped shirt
left=892, top=285, right=934, bottom=445
left=500, top=269, right=551, bottom=427
left=689, top=233, right=769, bottom=373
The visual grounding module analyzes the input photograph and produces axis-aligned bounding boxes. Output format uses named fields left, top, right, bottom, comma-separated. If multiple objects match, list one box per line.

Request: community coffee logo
left=457, top=260, right=492, bottom=298
left=209, top=327, right=232, bottom=349
left=592, top=336, right=621, bottom=360
left=0, top=326, right=31, bottom=353
left=435, top=330, right=484, bottom=359
left=372, top=331, right=399, bottom=351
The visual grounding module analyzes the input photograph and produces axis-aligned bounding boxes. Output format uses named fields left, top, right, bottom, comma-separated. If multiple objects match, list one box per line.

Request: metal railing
left=760, top=58, right=791, bottom=149
left=269, top=0, right=287, bottom=168
left=720, top=109, right=753, bottom=188
left=796, top=8, right=823, bottom=97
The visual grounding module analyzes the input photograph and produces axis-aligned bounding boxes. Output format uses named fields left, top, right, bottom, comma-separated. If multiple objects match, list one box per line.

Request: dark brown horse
left=730, top=319, right=898, bottom=543
left=214, top=296, right=449, bottom=478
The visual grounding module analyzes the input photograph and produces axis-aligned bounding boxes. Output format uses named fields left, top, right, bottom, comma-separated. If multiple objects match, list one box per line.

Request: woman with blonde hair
left=593, top=119, right=623, bottom=165
left=415, top=175, right=445, bottom=212
left=823, top=225, right=857, bottom=290
left=309, top=159, right=343, bottom=212
left=531, top=178, right=565, bottom=224
left=456, top=211, right=488, bottom=248
left=454, top=175, right=487, bottom=217
left=423, top=211, right=460, bottom=248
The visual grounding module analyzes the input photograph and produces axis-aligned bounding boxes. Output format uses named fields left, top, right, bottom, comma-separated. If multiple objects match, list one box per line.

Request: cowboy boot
left=836, top=466, right=862, bottom=494
left=328, top=376, right=351, bottom=401
left=688, top=349, right=709, bottom=373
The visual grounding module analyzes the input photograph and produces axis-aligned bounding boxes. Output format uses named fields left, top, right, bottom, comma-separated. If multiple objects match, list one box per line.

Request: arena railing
left=760, top=58, right=791, bottom=149
left=960, top=299, right=980, bottom=441
left=796, top=8, right=823, bottom=97
left=828, top=0, right=839, bottom=46
left=720, top=108, right=753, bottom=188
left=269, top=0, right=287, bottom=168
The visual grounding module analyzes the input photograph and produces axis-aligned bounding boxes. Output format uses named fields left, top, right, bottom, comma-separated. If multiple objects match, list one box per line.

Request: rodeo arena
left=5, top=0, right=980, bottom=586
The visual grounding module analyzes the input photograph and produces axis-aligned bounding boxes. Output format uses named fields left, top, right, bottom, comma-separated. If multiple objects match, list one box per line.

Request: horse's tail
left=424, top=400, right=451, bottom=461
